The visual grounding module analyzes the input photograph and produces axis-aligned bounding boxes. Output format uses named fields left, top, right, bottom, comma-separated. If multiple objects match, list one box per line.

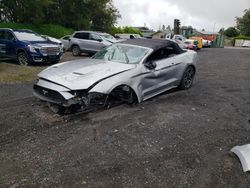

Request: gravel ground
left=0, top=48, right=250, bottom=188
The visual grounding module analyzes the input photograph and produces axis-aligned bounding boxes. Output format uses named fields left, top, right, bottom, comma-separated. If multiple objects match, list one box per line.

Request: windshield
left=14, top=31, right=47, bottom=42
left=93, top=44, right=149, bottom=64
left=100, top=33, right=116, bottom=40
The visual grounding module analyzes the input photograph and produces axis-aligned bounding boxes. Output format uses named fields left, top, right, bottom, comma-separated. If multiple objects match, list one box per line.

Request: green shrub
left=234, top=35, right=250, bottom=40
left=224, top=27, right=240, bottom=38
left=0, top=22, right=74, bottom=38
left=110, top=26, right=142, bottom=36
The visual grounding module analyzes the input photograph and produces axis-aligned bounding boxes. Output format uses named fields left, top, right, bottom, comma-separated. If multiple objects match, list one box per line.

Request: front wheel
left=179, top=66, right=195, bottom=90
left=17, top=52, right=29, bottom=66
left=108, top=86, right=138, bottom=106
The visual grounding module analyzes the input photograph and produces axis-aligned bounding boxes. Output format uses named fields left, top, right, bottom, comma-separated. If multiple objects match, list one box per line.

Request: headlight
left=28, top=45, right=39, bottom=53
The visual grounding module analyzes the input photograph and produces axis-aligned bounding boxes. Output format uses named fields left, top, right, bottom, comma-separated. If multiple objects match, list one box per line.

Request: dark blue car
left=0, top=28, right=63, bottom=65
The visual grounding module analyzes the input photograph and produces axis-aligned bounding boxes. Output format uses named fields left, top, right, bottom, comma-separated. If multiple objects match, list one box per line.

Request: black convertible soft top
left=119, top=38, right=184, bottom=54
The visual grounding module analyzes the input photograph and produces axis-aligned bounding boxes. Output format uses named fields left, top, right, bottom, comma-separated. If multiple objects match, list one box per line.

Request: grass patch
left=0, top=62, right=45, bottom=84
left=0, top=22, right=74, bottom=38
left=234, top=35, right=250, bottom=40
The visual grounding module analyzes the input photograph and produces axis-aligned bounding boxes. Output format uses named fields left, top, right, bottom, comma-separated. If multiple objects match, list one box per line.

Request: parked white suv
left=165, top=34, right=186, bottom=49
left=69, top=31, right=114, bottom=56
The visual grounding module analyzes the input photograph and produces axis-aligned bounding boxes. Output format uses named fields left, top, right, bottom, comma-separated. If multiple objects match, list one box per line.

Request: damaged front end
left=67, top=90, right=109, bottom=111
left=33, top=82, right=109, bottom=113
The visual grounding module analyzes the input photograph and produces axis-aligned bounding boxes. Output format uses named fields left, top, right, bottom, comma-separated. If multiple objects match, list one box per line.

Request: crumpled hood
left=38, top=59, right=135, bottom=90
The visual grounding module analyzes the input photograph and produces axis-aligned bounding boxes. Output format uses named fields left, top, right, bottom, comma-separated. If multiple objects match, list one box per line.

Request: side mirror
left=97, top=39, right=103, bottom=42
left=145, top=61, right=157, bottom=70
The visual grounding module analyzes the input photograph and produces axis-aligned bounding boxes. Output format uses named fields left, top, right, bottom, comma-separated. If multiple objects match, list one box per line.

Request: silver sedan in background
left=33, top=39, right=197, bottom=113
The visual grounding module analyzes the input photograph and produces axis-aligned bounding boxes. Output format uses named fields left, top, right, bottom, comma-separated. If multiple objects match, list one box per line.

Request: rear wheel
left=179, top=66, right=195, bottom=90
left=72, top=45, right=80, bottom=56
left=17, top=52, right=29, bottom=66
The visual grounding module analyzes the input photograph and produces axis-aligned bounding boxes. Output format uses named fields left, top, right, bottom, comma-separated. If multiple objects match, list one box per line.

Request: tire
left=72, top=45, right=80, bottom=56
left=179, top=66, right=195, bottom=90
left=17, top=52, right=29, bottom=66
left=109, top=86, right=138, bottom=105
left=127, top=89, right=138, bottom=105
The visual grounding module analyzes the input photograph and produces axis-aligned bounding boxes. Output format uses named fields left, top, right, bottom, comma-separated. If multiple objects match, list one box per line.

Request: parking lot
left=0, top=48, right=250, bottom=187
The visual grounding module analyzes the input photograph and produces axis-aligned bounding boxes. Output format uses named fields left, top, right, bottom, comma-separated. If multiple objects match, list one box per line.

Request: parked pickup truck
left=0, top=28, right=63, bottom=65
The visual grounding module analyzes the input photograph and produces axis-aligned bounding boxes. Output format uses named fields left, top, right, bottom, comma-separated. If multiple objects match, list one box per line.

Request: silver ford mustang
left=33, top=39, right=197, bottom=113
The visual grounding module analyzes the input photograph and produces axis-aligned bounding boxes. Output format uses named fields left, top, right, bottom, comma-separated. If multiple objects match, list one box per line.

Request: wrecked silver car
left=33, top=39, right=197, bottom=113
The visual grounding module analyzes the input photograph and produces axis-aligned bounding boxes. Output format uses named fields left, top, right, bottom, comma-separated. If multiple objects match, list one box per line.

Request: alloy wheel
left=72, top=46, right=80, bottom=56
left=183, top=67, right=194, bottom=88
left=18, top=52, right=29, bottom=66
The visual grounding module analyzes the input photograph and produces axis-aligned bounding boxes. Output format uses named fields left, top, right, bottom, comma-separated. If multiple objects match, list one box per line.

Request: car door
left=141, top=47, right=181, bottom=100
left=89, top=33, right=105, bottom=52
left=5, top=31, right=17, bottom=58
left=0, top=31, right=16, bottom=58
left=73, top=32, right=91, bottom=52
left=0, top=31, right=7, bottom=57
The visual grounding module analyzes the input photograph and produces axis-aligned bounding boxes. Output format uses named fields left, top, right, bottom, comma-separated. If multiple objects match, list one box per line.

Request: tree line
left=224, top=8, right=250, bottom=38
left=0, top=0, right=120, bottom=32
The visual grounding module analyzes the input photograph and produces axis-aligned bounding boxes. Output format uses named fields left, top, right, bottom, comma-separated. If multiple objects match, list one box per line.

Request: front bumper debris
left=231, top=144, right=250, bottom=172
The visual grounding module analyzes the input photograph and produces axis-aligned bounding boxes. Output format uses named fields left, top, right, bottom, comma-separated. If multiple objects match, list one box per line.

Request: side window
left=175, top=36, right=182, bottom=41
left=63, top=36, right=70, bottom=40
left=4, top=31, right=15, bottom=41
left=166, top=47, right=176, bottom=57
left=73, top=32, right=89, bottom=40
left=0, top=31, right=5, bottom=40
left=90, top=33, right=102, bottom=41
left=146, top=47, right=175, bottom=62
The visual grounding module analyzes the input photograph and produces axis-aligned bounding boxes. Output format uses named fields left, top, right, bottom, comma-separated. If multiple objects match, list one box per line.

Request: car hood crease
left=38, top=59, right=135, bottom=90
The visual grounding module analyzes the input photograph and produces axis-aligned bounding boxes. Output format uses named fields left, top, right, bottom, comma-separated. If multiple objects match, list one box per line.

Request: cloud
left=113, top=0, right=250, bottom=31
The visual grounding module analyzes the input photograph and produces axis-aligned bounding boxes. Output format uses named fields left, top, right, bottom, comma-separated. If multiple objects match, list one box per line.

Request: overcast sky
left=113, top=0, right=250, bottom=32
